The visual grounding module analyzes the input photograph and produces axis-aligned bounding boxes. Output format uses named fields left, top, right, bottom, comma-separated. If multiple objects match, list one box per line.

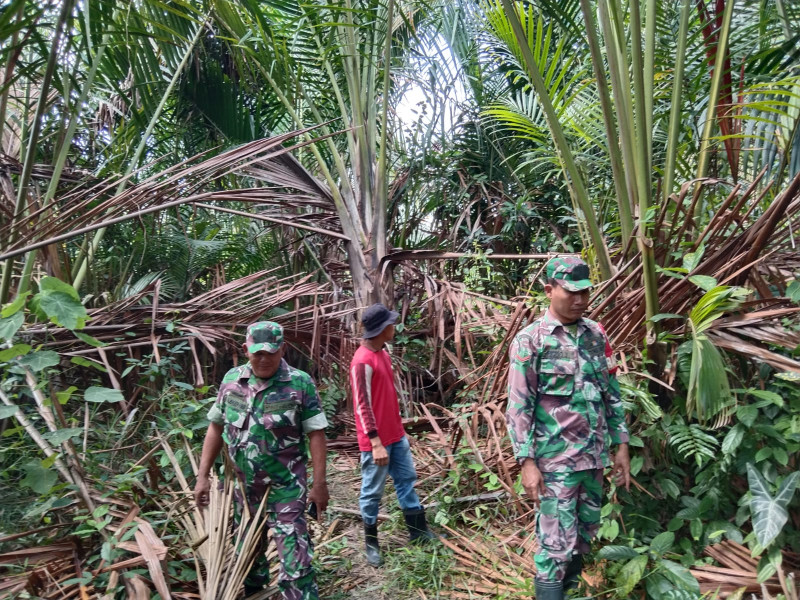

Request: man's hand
left=521, top=459, right=546, bottom=507
left=612, top=443, right=631, bottom=492
left=308, top=480, right=329, bottom=517
left=194, top=475, right=211, bottom=507
left=371, top=438, right=389, bottom=466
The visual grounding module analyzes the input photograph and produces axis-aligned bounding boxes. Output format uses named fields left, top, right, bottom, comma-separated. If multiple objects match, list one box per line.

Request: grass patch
left=382, top=541, right=456, bottom=599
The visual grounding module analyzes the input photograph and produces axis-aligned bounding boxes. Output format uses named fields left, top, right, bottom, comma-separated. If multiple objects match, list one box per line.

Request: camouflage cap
left=545, top=256, right=593, bottom=292
left=246, top=321, right=284, bottom=354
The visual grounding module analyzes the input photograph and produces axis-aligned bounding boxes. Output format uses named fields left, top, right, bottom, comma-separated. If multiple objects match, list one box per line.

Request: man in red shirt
left=350, top=303, right=434, bottom=566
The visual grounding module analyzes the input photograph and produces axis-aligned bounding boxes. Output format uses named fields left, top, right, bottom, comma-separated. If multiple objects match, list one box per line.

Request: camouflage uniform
left=506, top=257, right=629, bottom=584
left=207, top=323, right=329, bottom=599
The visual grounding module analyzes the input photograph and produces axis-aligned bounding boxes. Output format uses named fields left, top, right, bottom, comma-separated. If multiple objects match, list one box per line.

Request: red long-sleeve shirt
left=350, top=345, right=406, bottom=452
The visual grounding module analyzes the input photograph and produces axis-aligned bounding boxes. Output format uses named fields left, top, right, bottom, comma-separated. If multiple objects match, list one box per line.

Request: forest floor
left=307, top=449, right=539, bottom=600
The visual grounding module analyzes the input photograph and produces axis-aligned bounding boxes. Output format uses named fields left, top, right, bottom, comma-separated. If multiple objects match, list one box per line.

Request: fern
left=667, top=421, right=719, bottom=468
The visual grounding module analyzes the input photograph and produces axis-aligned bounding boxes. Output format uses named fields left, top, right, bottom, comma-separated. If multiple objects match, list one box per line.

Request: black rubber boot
left=364, top=521, right=382, bottom=566
left=403, top=507, right=436, bottom=543
left=563, top=554, right=583, bottom=593
left=534, top=579, right=564, bottom=600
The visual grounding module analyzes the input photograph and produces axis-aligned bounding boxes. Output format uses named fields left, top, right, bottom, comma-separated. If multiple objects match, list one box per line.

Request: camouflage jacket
left=207, top=359, right=328, bottom=501
left=506, top=310, right=629, bottom=473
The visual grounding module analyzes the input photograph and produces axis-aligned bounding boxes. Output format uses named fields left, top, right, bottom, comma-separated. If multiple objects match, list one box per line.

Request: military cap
left=246, top=321, right=284, bottom=353
left=545, top=256, right=593, bottom=292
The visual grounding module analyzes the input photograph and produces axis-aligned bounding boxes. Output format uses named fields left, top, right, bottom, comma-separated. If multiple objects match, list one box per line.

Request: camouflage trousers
left=234, top=488, right=318, bottom=600
left=534, top=469, right=603, bottom=582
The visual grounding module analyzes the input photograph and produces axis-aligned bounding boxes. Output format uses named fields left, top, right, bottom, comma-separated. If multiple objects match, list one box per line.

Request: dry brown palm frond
left=0, top=124, right=344, bottom=263
left=155, top=435, right=274, bottom=600
left=21, top=269, right=354, bottom=389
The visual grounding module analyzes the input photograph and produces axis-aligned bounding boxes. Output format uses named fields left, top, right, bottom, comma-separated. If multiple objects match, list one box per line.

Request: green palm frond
left=683, top=283, right=750, bottom=423
left=667, top=420, right=720, bottom=468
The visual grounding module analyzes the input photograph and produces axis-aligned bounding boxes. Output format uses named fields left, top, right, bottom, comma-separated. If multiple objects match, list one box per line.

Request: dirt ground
left=306, top=450, right=540, bottom=600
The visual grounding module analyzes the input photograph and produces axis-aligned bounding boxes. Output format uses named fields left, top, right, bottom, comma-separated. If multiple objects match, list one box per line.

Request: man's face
left=244, top=344, right=284, bottom=379
left=545, top=281, right=590, bottom=324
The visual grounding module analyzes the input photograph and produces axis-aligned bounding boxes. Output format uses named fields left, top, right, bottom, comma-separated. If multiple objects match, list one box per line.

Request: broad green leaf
left=755, top=447, right=773, bottom=462
left=1, top=291, right=30, bottom=318
left=660, top=591, right=700, bottom=600
left=604, top=519, right=620, bottom=541
left=690, top=519, right=702, bottom=540
left=773, top=447, right=789, bottom=466
left=737, top=405, right=758, bottom=427
left=0, top=312, right=24, bottom=341
left=683, top=245, right=705, bottom=272
left=644, top=573, right=674, bottom=598
left=18, top=351, right=61, bottom=372
left=776, top=473, right=800, bottom=511
left=667, top=517, right=683, bottom=531
left=71, top=356, right=107, bottom=372
left=768, top=545, right=783, bottom=570
left=649, top=313, right=685, bottom=323
left=101, top=541, right=113, bottom=563
left=21, top=461, right=58, bottom=494
left=84, top=387, right=124, bottom=403
left=689, top=275, right=718, bottom=291
left=787, top=280, right=800, bottom=303
left=649, top=531, right=674, bottom=557
left=746, top=464, right=800, bottom=548
left=659, top=478, right=681, bottom=499
left=722, top=424, right=745, bottom=455
left=74, top=331, right=107, bottom=347
left=595, top=545, right=639, bottom=560
left=43, top=428, right=83, bottom=445
left=746, top=389, right=783, bottom=407
left=56, top=386, right=78, bottom=404
left=0, top=405, right=19, bottom=419
left=776, top=372, right=800, bottom=382
left=617, top=555, right=648, bottom=596
left=39, top=291, right=88, bottom=330
left=756, top=554, right=777, bottom=583
left=39, top=276, right=80, bottom=301
left=660, top=559, right=700, bottom=592
left=0, top=344, right=32, bottom=362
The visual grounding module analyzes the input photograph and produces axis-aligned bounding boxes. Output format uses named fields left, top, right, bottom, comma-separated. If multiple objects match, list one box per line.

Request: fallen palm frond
left=17, top=269, right=355, bottom=392
left=0, top=125, right=343, bottom=265
left=690, top=539, right=800, bottom=599
left=154, top=434, right=277, bottom=600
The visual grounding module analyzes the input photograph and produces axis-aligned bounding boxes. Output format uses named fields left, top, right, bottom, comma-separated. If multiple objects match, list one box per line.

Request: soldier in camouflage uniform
left=506, top=257, right=630, bottom=600
left=195, top=322, right=329, bottom=599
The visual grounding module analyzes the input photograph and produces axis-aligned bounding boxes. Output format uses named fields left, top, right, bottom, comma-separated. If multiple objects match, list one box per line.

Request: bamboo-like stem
left=0, top=0, right=76, bottom=303
left=578, top=0, right=634, bottom=244
left=643, top=0, right=656, bottom=140
left=693, top=0, right=736, bottom=215
left=599, top=0, right=640, bottom=229
left=374, top=0, right=395, bottom=290
left=498, top=0, right=613, bottom=280
left=629, top=0, right=659, bottom=324
left=663, top=0, right=691, bottom=205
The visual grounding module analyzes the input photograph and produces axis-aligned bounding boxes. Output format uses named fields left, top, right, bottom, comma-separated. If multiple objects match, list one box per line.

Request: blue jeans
left=359, top=436, right=422, bottom=525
